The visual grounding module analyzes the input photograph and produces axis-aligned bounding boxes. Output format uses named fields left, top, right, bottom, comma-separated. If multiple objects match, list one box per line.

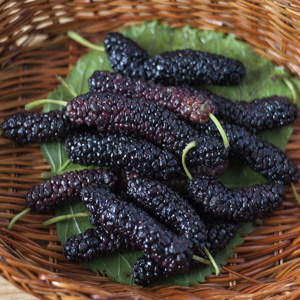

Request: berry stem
left=182, top=141, right=197, bottom=180
left=56, top=75, right=78, bottom=98
left=41, top=164, right=97, bottom=180
left=25, top=99, right=68, bottom=110
left=204, top=247, right=220, bottom=275
left=43, top=212, right=91, bottom=226
left=68, top=31, right=105, bottom=52
left=192, top=255, right=211, bottom=265
left=271, top=74, right=298, bottom=105
left=8, top=208, right=31, bottom=230
left=208, top=113, right=229, bottom=149
left=291, top=183, right=300, bottom=205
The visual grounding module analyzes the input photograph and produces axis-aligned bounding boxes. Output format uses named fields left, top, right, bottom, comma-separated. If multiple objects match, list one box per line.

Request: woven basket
left=1, top=1, right=300, bottom=299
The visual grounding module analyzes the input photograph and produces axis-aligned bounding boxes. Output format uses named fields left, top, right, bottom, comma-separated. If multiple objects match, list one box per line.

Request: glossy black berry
left=65, top=130, right=182, bottom=180
left=1, top=109, right=71, bottom=144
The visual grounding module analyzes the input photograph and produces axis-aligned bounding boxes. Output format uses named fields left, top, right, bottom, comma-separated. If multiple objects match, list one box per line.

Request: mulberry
left=63, top=227, right=134, bottom=263
left=104, top=32, right=147, bottom=78
left=1, top=109, right=71, bottom=144
left=81, top=185, right=193, bottom=276
left=186, top=175, right=285, bottom=221
left=26, top=169, right=118, bottom=213
left=132, top=219, right=239, bottom=287
left=142, top=48, right=246, bottom=86
left=104, top=32, right=246, bottom=86
left=126, top=177, right=207, bottom=255
left=65, top=92, right=228, bottom=168
left=65, top=130, right=182, bottom=180
left=186, top=87, right=298, bottom=133
left=88, top=70, right=214, bottom=124
left=197, top=120, right=300, bottom=184
left=204, top=219, right=239, bottom=257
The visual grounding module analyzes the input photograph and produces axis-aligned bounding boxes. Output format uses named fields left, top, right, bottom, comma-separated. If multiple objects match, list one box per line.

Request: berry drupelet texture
left=1, top=109, right=71, bottom=144
left=65, top=130, right=182, bottom=180
left=26, top=169, right=118, bottom=213
left=103, top=32, right=245, bottom=86
left=63, top=227, right=135, bottom=263
left=126, top=177, right=207, bottom=256
left=81, top=185, right=193, bottom=276
left=88, top=70, right=214, bottom=124
left=65, top=92, right=228, bottom=168
left=132, top=254, right=164, bottom=287
left=104, top=32, right=148, bottom=78
left=197, top=120, right=300, bottom=184
left=132, top=219, right=239, bottom=287
left=204, top=220, right=239, bottom=257
left=186, top=87, right=298, bottom=133
left=186, top=175, right=285, bottom=222
left=142, top=48, right=246, bottom=86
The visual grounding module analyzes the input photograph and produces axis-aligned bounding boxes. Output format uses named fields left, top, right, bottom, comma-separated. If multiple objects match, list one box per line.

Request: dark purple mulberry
left=104, top=33, right=245, bottom=86
left=132, top=219, right=239, bottom=287
left=104, top=32, right=147, bottom=78
left=26, top=169, right=118, bottom=213
left=198, top=120, right=300, bottom=184
left=142, top=48, right=246, bottom=86
left=1, top=109, right=71, bottom=144
left=186, top=87, right=298, bottom=133
left=63, top=227, right=135, bottom=263
left=65, top=92, right=228, bottom=168
left=126, top=177, right=207, bottom=256
left=132, top=254, right=164, bottom=286
left=88, top=70, right=215, bottom=124
left=204, top=220, right=239, bottom=257
left=186, top=175, right=285, bottom=222
left=81, top=185, right=193, bottom=277
left=65, top=130, right=182, bottom=180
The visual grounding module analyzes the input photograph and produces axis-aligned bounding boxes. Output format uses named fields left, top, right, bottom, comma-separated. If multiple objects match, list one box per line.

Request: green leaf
left=41, top=20, right=300, bottom=286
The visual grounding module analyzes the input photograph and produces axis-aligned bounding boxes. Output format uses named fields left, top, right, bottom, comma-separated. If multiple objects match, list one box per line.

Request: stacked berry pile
left=1, top=32, right=299, bottom=286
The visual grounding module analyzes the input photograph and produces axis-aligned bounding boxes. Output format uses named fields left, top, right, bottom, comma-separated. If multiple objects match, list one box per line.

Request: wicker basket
left=1, top=1, right=300, bottom=299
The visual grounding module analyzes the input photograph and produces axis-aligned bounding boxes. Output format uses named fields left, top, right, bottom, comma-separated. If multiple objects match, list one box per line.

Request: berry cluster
left=1, top=31, right=299, bottom=287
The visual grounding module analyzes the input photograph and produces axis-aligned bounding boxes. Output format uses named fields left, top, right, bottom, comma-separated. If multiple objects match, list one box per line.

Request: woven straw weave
left=1, top=1, right=300, bottom=299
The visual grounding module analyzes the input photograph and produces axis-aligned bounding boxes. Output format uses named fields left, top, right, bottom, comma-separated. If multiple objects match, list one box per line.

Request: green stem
left=192, top=255, right=211, bottom=265
left=209, top=113, right=229, bottom=149
left=25, top=99, right=68, bottom=110
left=42, top=159, right=71, bottom=179
left=204, top=247, right=220, bottom=275
left=43, top=212, right=91, bottom=226
left=291, top=183, right=300, bottom=205
left=68, top=31, right=105, bottom=52
left=271, top=74, right=298, bottom=105
left=0, top=129, right=3, bottom=135
left=42, top=164, right=98, bottom=180
left=182, top=141, right=197, bottom=180
left=56, top=75, right=78, bottom=98
left=8, top=208, right=31, bottom=230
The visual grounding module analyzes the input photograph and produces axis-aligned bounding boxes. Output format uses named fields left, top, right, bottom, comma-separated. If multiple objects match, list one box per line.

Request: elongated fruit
left=126, top=177, right=207, bottom=256
left=104, top=32, right=246, bottom=86
left=88, top=70, right=214, bottom=123
left=186, top=175, right=285, bottom=221
left=65, top=91, right=228, bottom=168
left=197, top=120, right=300, bottom=184
left=26, top=169, right=119, bottom=213
left=63, top=227, right=135, bottom=263
left=1, top=109, right=71, bottom=144
left=185, top=86, right=298, bottom=133
left=65, top=130, right=182, bottom=180
left=81, top=185, right=193, bottom=276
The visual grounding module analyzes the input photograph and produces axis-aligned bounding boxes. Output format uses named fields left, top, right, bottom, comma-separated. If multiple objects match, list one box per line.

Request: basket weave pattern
left=1, top=1, right=300, bottom=299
